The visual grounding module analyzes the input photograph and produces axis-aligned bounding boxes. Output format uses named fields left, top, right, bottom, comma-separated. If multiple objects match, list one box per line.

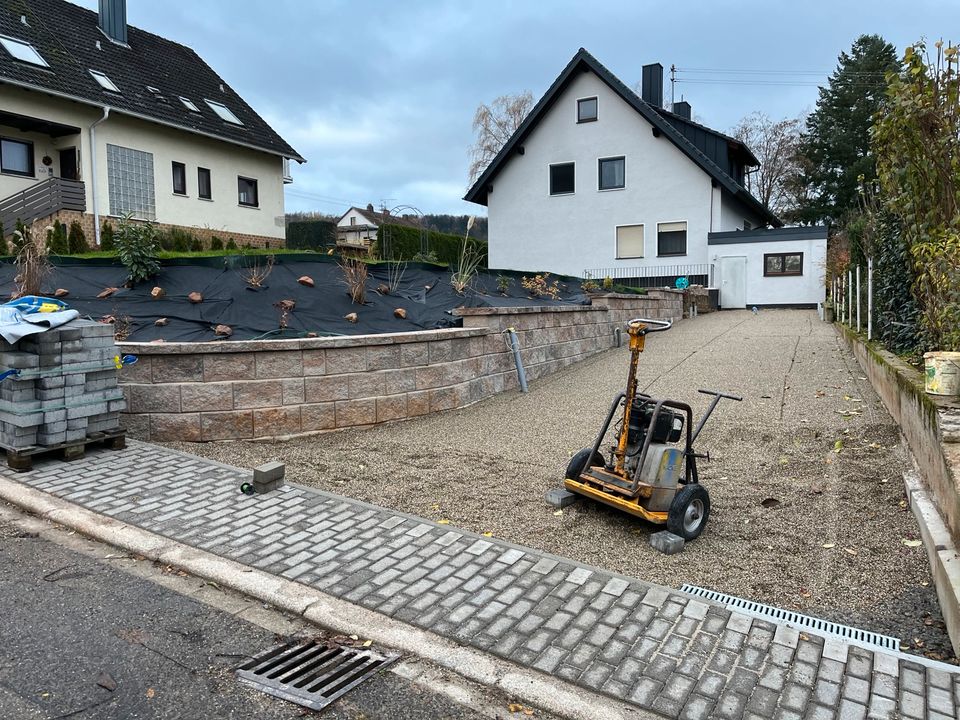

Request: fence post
left=856, top=265, right=861, bottom=332
left=867, top=258, right=873, bottom=341
left=847, top=269, right=852, bottom=326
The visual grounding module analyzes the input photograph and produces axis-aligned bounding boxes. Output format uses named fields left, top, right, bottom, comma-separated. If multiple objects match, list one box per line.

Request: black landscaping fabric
left=0, top=259, right=591, bottom=342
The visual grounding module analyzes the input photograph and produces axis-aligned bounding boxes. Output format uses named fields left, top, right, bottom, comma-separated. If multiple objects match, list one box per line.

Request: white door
left=719, top=256, right=747, bottom=309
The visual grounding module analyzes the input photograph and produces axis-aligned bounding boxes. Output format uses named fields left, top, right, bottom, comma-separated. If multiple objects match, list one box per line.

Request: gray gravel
left=167, top=309, right=954, bottom=664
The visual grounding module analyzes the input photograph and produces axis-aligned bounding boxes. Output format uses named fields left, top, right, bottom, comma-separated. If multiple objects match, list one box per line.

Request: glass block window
left=106, top=144, right=156, bottom=220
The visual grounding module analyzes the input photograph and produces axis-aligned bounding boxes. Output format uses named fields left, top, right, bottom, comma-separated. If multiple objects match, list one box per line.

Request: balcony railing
left=583, top=263, right=715, bottom=289
left=0, top=177, right=86, bottom=237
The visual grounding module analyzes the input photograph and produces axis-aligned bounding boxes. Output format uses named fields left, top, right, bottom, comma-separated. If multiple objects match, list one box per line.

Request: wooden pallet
left=1, top=428, right=126, bottom=472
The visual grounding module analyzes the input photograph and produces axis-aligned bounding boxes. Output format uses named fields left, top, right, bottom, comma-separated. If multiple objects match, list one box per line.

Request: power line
left=676, top=67, right=887, bottom=76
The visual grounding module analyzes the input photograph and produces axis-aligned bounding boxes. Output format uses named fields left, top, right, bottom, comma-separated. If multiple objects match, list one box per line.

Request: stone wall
left=117, top=292, right=682, bottom=442
left=22, top=210, right=282, bottom=250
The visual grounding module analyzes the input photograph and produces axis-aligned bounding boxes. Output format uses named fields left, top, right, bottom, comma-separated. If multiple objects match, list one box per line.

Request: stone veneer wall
left=116, top=291, right=682, bottom=442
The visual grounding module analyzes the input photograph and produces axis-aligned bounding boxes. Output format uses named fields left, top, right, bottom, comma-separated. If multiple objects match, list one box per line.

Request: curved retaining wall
left=117, top=291, right=682, bottom=442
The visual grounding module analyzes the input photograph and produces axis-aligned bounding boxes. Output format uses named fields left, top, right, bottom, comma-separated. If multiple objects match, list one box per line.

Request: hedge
left=286, top=220, right=336, bottom=250
left=377, top=223, right=487, bottom=266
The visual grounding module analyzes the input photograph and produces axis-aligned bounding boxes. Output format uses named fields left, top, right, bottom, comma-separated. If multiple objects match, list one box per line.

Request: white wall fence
left=583, top=263, right=714, bottom=289
left=831, top=260, right=874, bottom=339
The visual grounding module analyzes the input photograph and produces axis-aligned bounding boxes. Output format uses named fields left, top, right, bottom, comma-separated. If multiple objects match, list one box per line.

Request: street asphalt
left=0, top=509, right=547, bottom=720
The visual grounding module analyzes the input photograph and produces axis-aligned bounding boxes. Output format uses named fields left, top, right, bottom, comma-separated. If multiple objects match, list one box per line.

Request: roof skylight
left=89, top=69, right=120, bottom=93
left=180, top=97, right=200, bottom=113
left=0, top=34, right=49, bottom=67
left=205, top=99, right=243, bottom=125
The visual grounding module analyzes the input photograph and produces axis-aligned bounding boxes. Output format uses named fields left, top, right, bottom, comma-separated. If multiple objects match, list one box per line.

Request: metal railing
left=0, top=177, right=86, bottom=237
left=583, top=263, right=714, bottom=289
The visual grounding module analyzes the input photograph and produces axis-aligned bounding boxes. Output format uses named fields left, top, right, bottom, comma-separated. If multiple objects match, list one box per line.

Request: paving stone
left=629, top=677, right=663, bottom=706
left=898, top=691, right=924, bottom=719
left=679, top=694, right=715, bottom=720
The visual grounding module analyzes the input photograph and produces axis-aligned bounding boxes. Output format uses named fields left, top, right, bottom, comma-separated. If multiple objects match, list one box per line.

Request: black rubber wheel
left=667, top=484, right=711, bottom=540
left=565, top=447, right=604, bottom=480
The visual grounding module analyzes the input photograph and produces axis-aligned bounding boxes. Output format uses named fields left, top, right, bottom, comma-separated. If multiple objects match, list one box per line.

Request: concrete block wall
left=0, top=319, right=125, bottom=449
left=117, top=293, right=683, bottom=442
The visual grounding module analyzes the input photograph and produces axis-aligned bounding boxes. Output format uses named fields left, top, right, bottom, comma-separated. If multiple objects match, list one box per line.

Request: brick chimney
left=98, top=0, right=127, bottom=45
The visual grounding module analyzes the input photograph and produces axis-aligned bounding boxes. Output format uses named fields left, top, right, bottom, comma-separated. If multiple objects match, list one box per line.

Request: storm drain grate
left=236, top=639, right=399, bottom=711
left=680, top=584, right=900, bottom=651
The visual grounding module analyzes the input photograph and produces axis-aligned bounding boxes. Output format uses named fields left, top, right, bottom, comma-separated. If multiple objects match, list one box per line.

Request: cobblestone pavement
left=8, top=441, right=960, bottom=720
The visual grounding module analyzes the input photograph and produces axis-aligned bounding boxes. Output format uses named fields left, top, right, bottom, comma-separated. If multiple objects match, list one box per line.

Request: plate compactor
left=556, top=317, right=741, bottom=541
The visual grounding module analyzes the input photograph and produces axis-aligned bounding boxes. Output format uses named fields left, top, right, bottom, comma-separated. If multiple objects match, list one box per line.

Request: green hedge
left=377, top=223, right=487, bottom=266
left=286, top=220, right=336, bottom=250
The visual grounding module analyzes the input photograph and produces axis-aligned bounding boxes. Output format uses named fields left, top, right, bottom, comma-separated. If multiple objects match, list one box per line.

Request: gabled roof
left=464, top=48, right=779, bottom=227
left=336, top=206, right=422, bottom=230
left=0, top=0, right=304, bottom=162
left=652, top=106, right=760, bottom=168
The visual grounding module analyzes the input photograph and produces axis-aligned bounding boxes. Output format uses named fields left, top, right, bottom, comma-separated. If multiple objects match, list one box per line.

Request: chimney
left=366, top=203, right=374, bottom=212
left=673, top=100, right=691, bottom=120
left=641, top=63, right=663, bottom=108
left=98, top=0, right=127, bottom=45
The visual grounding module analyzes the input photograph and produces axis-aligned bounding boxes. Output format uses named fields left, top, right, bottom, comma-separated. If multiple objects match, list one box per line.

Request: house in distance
left=0, top=0, right=304, bottom=247
left=465, top=48, right=826, bottom=309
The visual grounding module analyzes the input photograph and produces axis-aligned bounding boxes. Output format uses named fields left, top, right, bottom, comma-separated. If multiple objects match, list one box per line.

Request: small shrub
left=46, top=220, right=68, bottom=254
left=209, top=236, right=224, bottom=251
left=67, top=221, right=89, bottom=254
left=115, top=215, right=160, bottom=285
left=14, top=222, right=52, bottom=296
left=155, top=230, right=174, bottom=251
left=602, top=275, right=614, bottom=290
left=521, top=273, right=562, bottom=300
left=496, top=275, right=511, bottom=294
left=581, top=279, right=600, bottom=292
left=451, top=238, right=483, bottom=294
left=411, top=250, right=439, bottom=263
left=226, top=238, right=238, bottom=251
left=100, top=221, right=115, bottom=252
left=189, top=236, right=203, bottom=252
left=240, top=254, right=275, bottom=288
left=339, top=257, right=368, bottom=304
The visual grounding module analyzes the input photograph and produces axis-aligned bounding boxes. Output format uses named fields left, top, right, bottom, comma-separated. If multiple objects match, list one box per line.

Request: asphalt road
left=0, top=510, right=544, bottom=720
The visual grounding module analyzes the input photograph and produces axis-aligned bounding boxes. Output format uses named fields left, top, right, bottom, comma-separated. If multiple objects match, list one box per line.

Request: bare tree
left=731, top=112, right=803, bottom=218
left=467, top=91, right=534, bottom=185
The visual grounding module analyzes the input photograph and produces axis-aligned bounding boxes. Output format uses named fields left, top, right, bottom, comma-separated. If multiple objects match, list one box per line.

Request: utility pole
left=670, top=64, right=676, bottom=107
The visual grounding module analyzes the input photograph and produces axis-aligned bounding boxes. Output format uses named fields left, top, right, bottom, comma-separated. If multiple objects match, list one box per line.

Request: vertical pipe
left=856, top=265, right=861, bottom=332
left=847, top=269, right=853, bottom=326
left=867, top=258, right=874, bottom=341
left=89, top=107, right=111, bottom=246
left=506, top=328, right=528, bottom=393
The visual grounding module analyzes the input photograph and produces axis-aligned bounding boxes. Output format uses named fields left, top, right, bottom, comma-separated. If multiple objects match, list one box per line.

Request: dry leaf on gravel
left=844, top=548, right=858, bottom=556
left=902, top=539, right=922, bottom=548
left=822, top=543, right=836, bottom=549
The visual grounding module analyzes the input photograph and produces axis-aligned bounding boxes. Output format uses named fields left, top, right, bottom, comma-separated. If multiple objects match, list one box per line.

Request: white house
left=464, top=48, right=826, bottom=308
left=335, top=204, right=422, bottom=253
left=0, top=0, right=304, bottom=247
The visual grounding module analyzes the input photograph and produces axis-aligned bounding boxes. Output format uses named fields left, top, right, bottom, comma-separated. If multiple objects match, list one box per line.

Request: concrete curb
left=904, top=470, right=960, bottom=657
left=0, top=475, right=654, bottom=720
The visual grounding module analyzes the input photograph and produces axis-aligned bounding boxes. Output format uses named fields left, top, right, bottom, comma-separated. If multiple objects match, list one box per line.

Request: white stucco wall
left=337, top=209, right=377, bottom=228
left=711, top=237, right=827, bottom=306
left=0, top=85, right=287, bottom=239
left=718, top=191, right=765, bottom=232
left=485, top=71, right=717, bottom=278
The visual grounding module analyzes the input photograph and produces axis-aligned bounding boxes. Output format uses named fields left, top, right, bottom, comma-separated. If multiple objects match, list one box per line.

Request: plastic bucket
left=924, top=351, right=960, bottom=396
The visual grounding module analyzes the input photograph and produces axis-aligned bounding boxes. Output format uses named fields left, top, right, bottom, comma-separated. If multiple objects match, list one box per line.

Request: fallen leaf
left=553, top=510, right=563, bottom=516
left=902, top=539, right=922, bottom=548
left=799, top=633, right=810, bottom=641
left=921, top=581, right=929, bottom=587
left=146, top=688, right=155, bottom=699
left=349, top=634, right=359, bottom=640
left=482, top=532, right=493, bottom=537
left=800, top=589, right=812, bottom=598
left=833, top=440, right=843, bottom=453
left=844, top=547, right=858, bottom=556
left=438, top=519, right=450, bottom=525
left=821, top=543, right=836, bottom=549
left=508, top=703, right=524, bottom=713
left=362, top=640, right=372, bottom=647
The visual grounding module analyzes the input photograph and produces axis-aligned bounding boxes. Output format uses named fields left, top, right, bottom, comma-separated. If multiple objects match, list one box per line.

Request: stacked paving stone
left=0, top=319, right=125, bottom=449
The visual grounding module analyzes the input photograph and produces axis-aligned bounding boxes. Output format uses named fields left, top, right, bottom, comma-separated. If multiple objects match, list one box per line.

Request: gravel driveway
left=168, top=309, right=954, bottom=663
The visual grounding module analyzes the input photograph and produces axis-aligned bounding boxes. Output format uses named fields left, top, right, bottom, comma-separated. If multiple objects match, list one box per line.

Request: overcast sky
left=76, top=1, right=958, bottom=217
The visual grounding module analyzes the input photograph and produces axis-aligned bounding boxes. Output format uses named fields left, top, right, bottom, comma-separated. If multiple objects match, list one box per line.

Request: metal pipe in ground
left=867, top=258, right=874, bottom=341
left=506, top=328, right=528, bottom=393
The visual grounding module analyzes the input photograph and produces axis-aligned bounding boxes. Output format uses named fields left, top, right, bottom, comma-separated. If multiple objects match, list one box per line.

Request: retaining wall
left=117, top=291, right=682, bottom=442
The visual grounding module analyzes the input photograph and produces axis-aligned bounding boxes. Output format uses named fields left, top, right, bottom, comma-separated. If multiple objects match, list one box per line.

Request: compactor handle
left=626, top=318, right=672, bottom=333
left=697, top=388, right=743, bottom=402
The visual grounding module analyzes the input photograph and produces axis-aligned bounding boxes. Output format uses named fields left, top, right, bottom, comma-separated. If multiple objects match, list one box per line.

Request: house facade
left=335, top=204, right=422, bottom=254
left=465, top=49, right=826, bottom=308
left=0, top=0, right=303, bottom=247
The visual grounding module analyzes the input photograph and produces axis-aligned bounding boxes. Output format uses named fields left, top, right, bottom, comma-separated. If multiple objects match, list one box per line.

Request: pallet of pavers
left=0, top=318, right=126, bottom=471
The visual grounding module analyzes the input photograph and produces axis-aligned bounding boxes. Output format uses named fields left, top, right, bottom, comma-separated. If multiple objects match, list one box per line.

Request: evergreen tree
left=792, top=35, right=899, bottom=225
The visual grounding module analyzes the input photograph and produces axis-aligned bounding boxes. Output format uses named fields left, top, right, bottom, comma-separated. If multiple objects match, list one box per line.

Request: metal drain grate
left=680, top=584, right=900, bottom=651
left=236, top=639, right=399, bottom=711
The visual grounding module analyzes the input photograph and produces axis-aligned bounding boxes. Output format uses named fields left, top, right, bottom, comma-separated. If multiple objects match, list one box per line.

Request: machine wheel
left=667, top=484, right=710, bottom=540
left=566, top=448, right=604, bottom=480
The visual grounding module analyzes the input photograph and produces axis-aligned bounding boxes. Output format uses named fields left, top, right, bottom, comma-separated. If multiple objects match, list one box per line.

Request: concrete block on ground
left=545, top=488, right=579, bottom=508
left=253, top=461, right=285, bottom=493
left=650, top=531, right=685, bottom=555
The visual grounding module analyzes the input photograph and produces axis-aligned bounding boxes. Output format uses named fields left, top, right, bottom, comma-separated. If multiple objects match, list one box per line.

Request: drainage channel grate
left=236, top=639, right=399, bottom=711
left=680, top=584, right=900, bottom=651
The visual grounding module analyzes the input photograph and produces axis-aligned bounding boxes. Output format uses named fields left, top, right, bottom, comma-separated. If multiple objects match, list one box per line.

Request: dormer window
left=180, top=97, right=200, bottom=113
left=89, top=69, right=120, bottom=93
left=0, top=35, right=48, bottom=67
left=577, top=97, right=598, bottom=123
left=205, top=99, right=242, bottom=125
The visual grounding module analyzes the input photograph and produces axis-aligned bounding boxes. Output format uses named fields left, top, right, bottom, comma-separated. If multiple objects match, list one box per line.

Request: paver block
left=545, top=488, right=578, bottom=508
left=650, top=530, right=684, bottom=554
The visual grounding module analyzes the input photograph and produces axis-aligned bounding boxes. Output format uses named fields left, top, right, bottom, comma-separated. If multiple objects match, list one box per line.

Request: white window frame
left=180, top=97, right=200, bottom=113
left=598, top=155, right=625, bottom=191
left=548, top=161, right=576, bottom=196
left=89, top=69, right=121, bottom=93
left=576, top=95, right=598, bottom=123
left=615, top=223, right=645, bottom=260
left=0, top=34, right=48, bottom=67
left=656, top=220, right=688, bottom=257
left=205, top=99, right=243, bottom=125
